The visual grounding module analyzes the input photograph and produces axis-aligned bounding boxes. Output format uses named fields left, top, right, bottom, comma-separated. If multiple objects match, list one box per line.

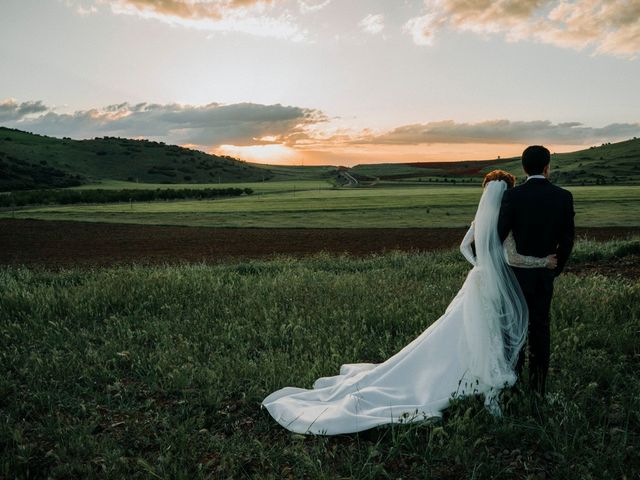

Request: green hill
left=351, top=138, right=640, bottom=186
left=2, top=126, right=639, bottom=192
left=0, top=127, right=277, bottom=191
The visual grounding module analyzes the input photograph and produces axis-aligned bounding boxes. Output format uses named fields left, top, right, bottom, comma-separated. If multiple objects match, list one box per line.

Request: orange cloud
left=109, top=0, right=275, bottom=21
left=406, top=0, right=640, bottom=58
left=92, top=0, right=305, bottom=39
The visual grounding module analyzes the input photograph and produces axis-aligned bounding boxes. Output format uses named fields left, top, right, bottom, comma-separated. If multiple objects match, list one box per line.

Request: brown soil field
left=0, top=220, right=638, bottom=277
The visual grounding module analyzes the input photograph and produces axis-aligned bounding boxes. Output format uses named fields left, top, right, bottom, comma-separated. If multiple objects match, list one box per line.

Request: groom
left=497, top=145, right=575, bottom=396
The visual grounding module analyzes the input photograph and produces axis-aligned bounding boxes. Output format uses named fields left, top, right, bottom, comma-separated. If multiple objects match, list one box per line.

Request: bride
left=262, top=170, right=556, bottom=435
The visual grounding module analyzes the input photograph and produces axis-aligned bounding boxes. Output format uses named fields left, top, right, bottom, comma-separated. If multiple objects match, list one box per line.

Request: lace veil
left=461, top=180, right=528, bottom=389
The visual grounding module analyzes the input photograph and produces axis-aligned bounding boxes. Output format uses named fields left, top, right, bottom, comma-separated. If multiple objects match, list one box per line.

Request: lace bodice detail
left=460, top=222, right=548, bottom=268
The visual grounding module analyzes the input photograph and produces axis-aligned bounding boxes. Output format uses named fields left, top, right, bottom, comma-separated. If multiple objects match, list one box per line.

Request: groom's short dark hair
left=522, top=145, right=550, bottom=175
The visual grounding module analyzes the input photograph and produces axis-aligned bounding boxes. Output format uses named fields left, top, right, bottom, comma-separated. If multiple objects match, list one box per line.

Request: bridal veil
left=261, top=180, right=528, bottom=434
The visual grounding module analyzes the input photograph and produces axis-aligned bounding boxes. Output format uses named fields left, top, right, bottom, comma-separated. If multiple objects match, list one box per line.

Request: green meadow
left=1, top=239, right=638, bottom=479
left=3, top=184, right=639, bottom=228
left=69, top=179, right=334, bottom=194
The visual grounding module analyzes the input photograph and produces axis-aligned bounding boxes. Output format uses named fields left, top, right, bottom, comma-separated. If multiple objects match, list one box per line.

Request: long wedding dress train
left=262, top=181, right=545, bottom=435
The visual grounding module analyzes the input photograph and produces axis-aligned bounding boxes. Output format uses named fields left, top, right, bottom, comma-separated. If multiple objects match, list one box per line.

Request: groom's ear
left=543, top=164, right=550, bottom=178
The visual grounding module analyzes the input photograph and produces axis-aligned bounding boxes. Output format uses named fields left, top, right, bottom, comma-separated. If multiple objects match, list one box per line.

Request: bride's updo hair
left=483, top=169, right=515, bottom=189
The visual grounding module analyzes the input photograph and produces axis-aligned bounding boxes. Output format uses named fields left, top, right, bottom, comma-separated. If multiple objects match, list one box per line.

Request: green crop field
left=1, top=238, right=638, bottom=478
left=3, top=185, right=639, bottom=228
left=69, top=179, right=334, bottom=194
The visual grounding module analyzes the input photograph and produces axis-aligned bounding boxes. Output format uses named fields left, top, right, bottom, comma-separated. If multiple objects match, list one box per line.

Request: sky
left=1, top=0, right=640, bottom=166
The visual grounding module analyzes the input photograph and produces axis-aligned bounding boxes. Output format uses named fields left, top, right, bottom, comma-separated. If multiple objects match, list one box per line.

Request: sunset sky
left=2, top=0, right=640, bottom=165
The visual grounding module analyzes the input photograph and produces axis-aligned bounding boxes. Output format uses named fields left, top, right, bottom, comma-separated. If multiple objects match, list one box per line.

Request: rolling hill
left=0, top=127, right=278, bottom=191
left=2, top=126, right=639, bottom=192
left=351, top=138, right=640, bottom=185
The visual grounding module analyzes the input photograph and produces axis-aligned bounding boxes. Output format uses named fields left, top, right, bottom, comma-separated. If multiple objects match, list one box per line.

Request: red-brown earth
left=0, top=219, right=638, bottom=277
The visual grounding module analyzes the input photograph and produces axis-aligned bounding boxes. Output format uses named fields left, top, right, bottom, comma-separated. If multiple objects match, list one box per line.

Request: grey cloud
left=0, top=99, right=49, bottom=122
left=352, top=119, right=640, bottom=145
left=5, top=99, right=637, bottom=148
left=3, top=100, right=327, bottom=147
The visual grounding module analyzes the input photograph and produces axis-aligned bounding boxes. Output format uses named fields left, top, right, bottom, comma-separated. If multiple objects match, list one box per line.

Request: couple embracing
left=262, top=145, right=575, bottom=435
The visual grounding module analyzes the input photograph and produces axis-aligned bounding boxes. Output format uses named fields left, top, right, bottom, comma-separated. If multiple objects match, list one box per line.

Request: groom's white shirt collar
left=526, top=175, right=546, bottom=181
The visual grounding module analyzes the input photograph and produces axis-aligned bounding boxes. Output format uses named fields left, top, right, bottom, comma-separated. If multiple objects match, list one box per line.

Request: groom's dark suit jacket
left=496, top=177, right=574, bottom=394
left=497, top=177, right=574, bottom=394
left=497, top=178, right=575, bottom=276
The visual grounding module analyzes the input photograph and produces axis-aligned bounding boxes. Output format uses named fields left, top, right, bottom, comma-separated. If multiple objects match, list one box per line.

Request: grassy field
left=69, top=179, right=335, bottom=194
left=1, top=238, right=638, bottom=478
left=3, top=185, right=639, bottom=228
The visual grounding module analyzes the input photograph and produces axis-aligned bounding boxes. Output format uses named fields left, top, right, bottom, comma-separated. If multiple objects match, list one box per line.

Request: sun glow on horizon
left=207, top=142, right=588, bottom=167
left=213, top=143, right=304, bottom=164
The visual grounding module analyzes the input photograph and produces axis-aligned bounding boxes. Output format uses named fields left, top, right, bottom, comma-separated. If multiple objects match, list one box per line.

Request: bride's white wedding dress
left=262, top=181, right=549, bottom=435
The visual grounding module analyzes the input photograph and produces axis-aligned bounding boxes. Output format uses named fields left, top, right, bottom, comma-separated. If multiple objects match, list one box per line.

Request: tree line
left=0, top=187, right=253, bottom=207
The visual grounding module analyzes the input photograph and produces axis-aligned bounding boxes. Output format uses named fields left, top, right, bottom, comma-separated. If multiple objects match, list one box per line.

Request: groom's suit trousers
left=512, top=268, right=555, bottom=396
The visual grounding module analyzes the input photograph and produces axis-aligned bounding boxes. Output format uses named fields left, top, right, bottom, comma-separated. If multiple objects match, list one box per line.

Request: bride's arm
left=460, top=222, right=477, bottom=266
left=504, top=232, right=554, bottom=268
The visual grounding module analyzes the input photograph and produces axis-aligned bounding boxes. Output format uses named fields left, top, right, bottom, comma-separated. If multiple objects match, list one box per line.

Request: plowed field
left=1, top=220, right=638, bottom=276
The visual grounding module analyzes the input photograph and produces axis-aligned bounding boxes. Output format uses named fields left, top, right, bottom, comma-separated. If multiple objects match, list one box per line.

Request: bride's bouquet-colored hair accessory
left=483, top=169, right=516, bottom=189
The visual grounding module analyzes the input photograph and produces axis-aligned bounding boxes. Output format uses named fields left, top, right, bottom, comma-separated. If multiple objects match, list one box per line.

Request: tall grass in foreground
left=1, top=240, right=638, bottom=479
